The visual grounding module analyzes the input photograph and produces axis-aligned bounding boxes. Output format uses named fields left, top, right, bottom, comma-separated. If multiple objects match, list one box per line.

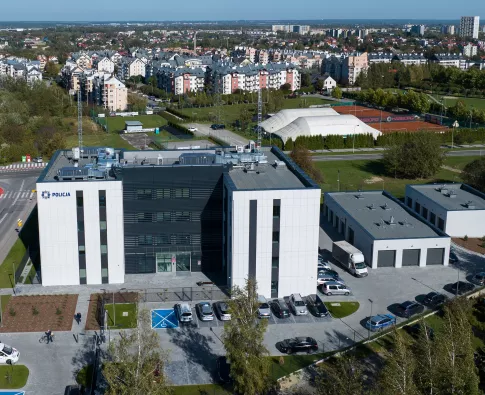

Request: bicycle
left=39, top=333, right=55, bottom=343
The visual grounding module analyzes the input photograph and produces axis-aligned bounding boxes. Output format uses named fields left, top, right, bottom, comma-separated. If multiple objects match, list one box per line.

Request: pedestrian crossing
left=0, top=162, right=47, bottom=172
left=0, top=190, right=36, bottom=200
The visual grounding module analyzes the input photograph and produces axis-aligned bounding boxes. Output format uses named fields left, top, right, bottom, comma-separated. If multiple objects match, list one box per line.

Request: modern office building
left=405, top=183, right=485, bottom=238
left=36, top=144, right=321, bottom=297
left=460, top=16, right=480, bottom=39
left=324, top=191, right=450, bottom=268
left=411, top=24, right=426, bottom=36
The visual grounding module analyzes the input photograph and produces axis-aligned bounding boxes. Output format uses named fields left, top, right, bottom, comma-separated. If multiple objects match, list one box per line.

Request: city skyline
left=0, top=0, right=483, bottom=22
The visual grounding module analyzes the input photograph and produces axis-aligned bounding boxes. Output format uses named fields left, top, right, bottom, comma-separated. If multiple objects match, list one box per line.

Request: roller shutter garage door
left=377, top=250, right=396, bottom=267
left=427, top=248, right=445, bottom=265
left=402, top=249, right=420, bottom=266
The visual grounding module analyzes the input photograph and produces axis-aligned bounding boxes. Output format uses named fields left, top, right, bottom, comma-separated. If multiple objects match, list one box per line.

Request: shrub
left=56, top=307, right=62, bottom=315
left=464, top=235, right=469, bottom=241
left=9, top=307, right=16, bottom=316
left=32, top=306, right=39, bottom=315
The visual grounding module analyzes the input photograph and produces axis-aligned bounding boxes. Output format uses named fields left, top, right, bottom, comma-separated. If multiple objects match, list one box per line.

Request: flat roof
left=125, top=121, right=143, bottom=126
left=408, top=183, right=485, bottom=211
left=227, top=151, right=305, bottom=190
left=327, top=191, right=441, bottom=239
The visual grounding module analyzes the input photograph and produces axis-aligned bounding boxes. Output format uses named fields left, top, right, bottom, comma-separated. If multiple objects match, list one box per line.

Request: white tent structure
left=260, top=108, right=339, bottom=134
left=271, top=114, right=381, bottom=143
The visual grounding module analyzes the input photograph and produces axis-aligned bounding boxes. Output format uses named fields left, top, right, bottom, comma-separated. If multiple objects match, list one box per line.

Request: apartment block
left=460, top=16, right=480, bottom=39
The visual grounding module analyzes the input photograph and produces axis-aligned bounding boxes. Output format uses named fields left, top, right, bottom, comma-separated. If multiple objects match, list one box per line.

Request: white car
left=33, top=157, right=43, bottom=163
left=175, top=303, right=193, bottom=323
left=187, top=127, right=198, bottom=132
left=317, top=261, right=332, bottom=271
left=0, top=343, right=19, bottom=364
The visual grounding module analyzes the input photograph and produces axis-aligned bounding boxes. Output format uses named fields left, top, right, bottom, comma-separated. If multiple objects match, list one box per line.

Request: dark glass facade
left=122, top=165, right=225, bottom=274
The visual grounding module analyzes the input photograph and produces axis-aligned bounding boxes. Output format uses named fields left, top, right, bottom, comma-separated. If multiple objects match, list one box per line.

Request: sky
left=0, top=0, right=483, bottom=21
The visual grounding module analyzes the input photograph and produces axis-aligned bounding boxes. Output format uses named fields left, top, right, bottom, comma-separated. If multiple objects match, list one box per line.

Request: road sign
left=151, top=309, right=178, bottom=329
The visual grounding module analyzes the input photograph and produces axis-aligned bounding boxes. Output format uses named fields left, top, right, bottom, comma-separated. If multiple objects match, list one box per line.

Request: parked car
left=277, top=337, right=318, bottom=354
left=288, top=293, right=308, bottom=316
left=187, top=127, right=198, bottom=132
left=306, top=294, right=330, bottom=317
left=258, top=295, right=271, bottom=319
left=64, top=385, right=85, bottom=395
left=210, top=124, right=225, bottom=130
left=449, top=281, right=475, bottom=295
left=395, top=301, right=425, bottom=318
left=403, top=322, right=435, bottom=340
left=319, top=268, right=340, bottom=279
left=270, top=298, right=291, bottom=319
left=423, top=291, right=447, bottom=307
left=196, top=302, right=214, bottom=321
left=317, top=261, right=332, bottom=271
left=320, top=281, right=351, bottom=296
left=217, top=356, right=232, bottom=383
left=175, top=303, right=193, bottom=323
left=473, top=272, right=485, bottom=286
left=317, top=271, right=340, bottom=285
left=365, top=314, right=396, bottom=332
left=33, top=157, right=43, bottom=163
left=214, top=301, right=231, bottom=321
left=449, top=251, right=458, bottom=264
left=0, top=343, right=19, bottom=364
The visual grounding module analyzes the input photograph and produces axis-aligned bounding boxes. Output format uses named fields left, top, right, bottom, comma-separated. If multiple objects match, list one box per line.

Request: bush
left=464, top=235, right=469, bottom=241
left=167, top=121, right=194, bottom=137
left=56, top=307, right=62, bottom=315
left=9, top=307, right=15, bottom=316
left=32, top=306, right=39, bottom=315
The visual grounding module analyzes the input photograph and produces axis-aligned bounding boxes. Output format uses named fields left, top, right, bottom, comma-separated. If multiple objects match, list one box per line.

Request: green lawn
left=105, top=303, right=137, bottom=329
left=76, top=364, right=94, bottom=388
left=98, top=115, right=168, bottom=133
left=317, top=156, right=470, bottom=199
left=0, top=365, right=29, bottom=389
left=325, top=301, right=360, bottom=319
left=270, top=352, right=329, bottom=380
left=432, top=95, right=485, bottom=110
left=444, top=155, right=480, bottom=170
left=179, top=98, right=334, bottom=125
left=64, top=133, right=134, bottom=150
left=0, top=238, right=27, bottom=288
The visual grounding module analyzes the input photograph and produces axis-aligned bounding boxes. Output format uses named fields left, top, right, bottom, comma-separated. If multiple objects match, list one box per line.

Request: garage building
left=324, top=191, right=450, bottom=269
left=405, top=183, right=485, bottom=237
left=125, top=120, right=143, bottom=132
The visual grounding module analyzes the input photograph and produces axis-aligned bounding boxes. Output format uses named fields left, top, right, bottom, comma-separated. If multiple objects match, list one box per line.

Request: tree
left=280, top=83, right=291, bottom=91
left=435, top=298, right=479, bottom=395
left=301, top=73, right=312, bottom=88
left=128, top=93, right=148, bottom=112
left=102, top=309, right=171, bottom=395
left=378, top=330, right=419, bottom=395
left=316, top=354, right=365, bottom=395
left=222, top=278, right=272, bottom=395
left=238, top=106, right=253, bottom=131
left=331, top=86, right=342, bottom=99
left=463, top=157, right=485, bottom=192
left=290, top=147, right=324, bottom=183
left=382, top=132, right=445, bottom=179
left=412, top=320, right=440, bottom=395
left=44, top=61, right=60, bottom=78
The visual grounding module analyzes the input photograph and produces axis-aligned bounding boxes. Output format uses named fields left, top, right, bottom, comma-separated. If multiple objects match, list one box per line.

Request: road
left=312, top=149, right=484, bottom=162
left=187, top=123, right=248, bottom=146
left=0, top=170, right=40, bottom=265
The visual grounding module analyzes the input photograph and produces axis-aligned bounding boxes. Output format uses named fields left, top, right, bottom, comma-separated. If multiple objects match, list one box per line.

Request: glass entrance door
left=156, top=253, right=173, bottom=273
left=176, top=252, right=191, bottom=272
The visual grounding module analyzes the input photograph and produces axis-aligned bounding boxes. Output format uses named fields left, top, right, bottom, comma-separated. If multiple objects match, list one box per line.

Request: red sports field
left=368, top=121, right=448, bottom=133
left=333, top=105, right=394, bottom=118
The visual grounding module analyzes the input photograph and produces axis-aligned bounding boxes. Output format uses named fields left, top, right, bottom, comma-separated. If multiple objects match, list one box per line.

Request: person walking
left=45, top=329, right=53, bottom=344
left=75, top=312, right=82, bottom=325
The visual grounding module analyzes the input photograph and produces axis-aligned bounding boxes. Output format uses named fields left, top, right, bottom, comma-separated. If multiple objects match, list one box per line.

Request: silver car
left=196, top=302, right=214, bottom=321
left=258, top=295, right=271, bottom=318
left=175, top=303, right=193, bottom=323
left=214, top=301, right=231, bottom=321
left=320, top=281, right=351, bottom=296
left=289, top=293, right=308, bottom=316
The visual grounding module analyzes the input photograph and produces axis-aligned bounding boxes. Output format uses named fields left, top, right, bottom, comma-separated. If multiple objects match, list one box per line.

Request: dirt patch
left=85, top=292, right=139, bottom=330
left=0, top=294, right=78, bottom=333
left=364, top=176, right=384, bottom=184
left=453, top=237, right=485, bottom=255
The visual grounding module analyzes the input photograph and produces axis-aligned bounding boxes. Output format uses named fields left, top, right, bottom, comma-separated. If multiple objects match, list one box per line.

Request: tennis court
left=368, top=121, right=448, bottom=133
left=333, top=105, right=394, bottom=118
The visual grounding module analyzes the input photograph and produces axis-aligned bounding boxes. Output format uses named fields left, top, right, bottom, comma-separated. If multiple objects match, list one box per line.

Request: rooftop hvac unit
left=236, top=145, right=244, bottom=153
left=465, top=201, right=476, bottom=209
left=381, top=203, right=391, bottom=210
left=72, top=147, right=80, bottom=160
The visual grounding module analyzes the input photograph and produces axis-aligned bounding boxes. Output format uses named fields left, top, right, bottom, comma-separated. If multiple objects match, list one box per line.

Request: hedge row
left=283, top=133, right=376, bottom=150
left=159, top=111, right=184, bottom=124
left=166, top=107, right=191, bottom=120
left=167, top=121, right=194, bottom=137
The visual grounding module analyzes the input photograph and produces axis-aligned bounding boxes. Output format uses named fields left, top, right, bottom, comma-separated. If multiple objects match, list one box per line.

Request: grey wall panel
left=402, top=249, right=420, bottom=266
left=377, top=250, right=396, bottom=267
left=248, top=200, right=257, bottom=279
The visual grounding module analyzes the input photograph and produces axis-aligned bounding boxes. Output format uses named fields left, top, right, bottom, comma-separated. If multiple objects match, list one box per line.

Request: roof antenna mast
left=77, top=89, right=83, bottom=153
left=257, top=87, right=262, bottom=151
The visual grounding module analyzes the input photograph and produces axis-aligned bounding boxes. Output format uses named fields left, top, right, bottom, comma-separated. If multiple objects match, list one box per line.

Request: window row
left=134, top=234, right=199, bottom=246
left=129, top=211, right=200, bottom=223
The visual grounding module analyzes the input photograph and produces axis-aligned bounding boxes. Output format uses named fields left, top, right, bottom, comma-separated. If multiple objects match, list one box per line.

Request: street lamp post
left=452, top=120, right=459, bottom=149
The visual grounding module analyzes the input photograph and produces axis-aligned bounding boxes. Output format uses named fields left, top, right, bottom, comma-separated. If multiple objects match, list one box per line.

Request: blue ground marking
left=151, top=309, right=179, bottom=329
left=0, top=391, right=25, bottom=395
